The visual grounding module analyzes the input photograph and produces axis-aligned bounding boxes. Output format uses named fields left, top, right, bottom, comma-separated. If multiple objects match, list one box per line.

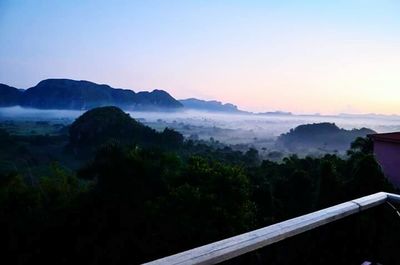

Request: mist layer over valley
left=2, top=106, right=399, bottom=158
left=1, top=78, right=397, bottom=158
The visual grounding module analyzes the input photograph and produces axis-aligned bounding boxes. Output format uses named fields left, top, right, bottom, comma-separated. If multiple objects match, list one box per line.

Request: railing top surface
left=143, top=192, right=400, bottom=265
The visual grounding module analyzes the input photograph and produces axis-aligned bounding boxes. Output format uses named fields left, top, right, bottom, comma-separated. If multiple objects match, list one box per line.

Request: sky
left=1, top=0, right=400, bottom=114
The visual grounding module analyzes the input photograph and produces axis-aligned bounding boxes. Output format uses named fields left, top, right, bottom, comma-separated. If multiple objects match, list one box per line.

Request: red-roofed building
left=369, top=132, right=400, bottom=187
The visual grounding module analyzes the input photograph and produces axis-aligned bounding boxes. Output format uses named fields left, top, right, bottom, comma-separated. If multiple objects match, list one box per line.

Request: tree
left=317, top=160, right=341, bottom=208
left=348, top=137, right=373, bottom=155
left=350, top=154, right=391, bottom=197
left=161, top=128, right=184, bottom=147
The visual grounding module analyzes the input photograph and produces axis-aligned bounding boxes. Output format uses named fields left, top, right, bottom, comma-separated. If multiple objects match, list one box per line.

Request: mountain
left=69, top=106, right=184, bottom=150
left=1, top=79, right=182, bottom=110
left=277, top=122, right=376, bottom=153
left=0, top=84, right=22, bottom=107
left=179, top=98, right=246, bottom=113
left=179, top=98, right=293, bottom=115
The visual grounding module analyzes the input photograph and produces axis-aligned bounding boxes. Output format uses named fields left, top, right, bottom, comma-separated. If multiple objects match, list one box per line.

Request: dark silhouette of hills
left=179, top=98, right=246, bottom=113
left=69, top=106, right=184, bottom=151
left=0, top=84, right=22, bottom=106
left=69, top=106, right=153, bottom=147
left=179, top=98, right=294, bottom=115
left=0, top=79, right=182, bottom=110
left=278, top=122, right=376, bottom=152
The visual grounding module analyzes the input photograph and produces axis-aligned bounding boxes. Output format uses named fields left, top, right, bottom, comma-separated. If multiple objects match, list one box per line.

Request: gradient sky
left=1, top=0, right=400, bottom=114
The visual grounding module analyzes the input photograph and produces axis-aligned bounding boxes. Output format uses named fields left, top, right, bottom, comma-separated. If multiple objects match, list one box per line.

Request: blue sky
left=1, top=0, right=400, bottom=114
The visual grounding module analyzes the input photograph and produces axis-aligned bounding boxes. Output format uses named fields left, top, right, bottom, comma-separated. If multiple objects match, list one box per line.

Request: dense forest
left=277, top=122, right=376, bottom=154
left=1, top=106, right=399, bottom=265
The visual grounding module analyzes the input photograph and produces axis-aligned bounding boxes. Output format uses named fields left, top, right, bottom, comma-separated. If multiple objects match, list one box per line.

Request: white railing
left=143, top=192, right=400, bottom=265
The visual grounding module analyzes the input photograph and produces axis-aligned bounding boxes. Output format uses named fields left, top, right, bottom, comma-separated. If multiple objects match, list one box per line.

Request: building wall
left=374, top=141, right=400, bottom=187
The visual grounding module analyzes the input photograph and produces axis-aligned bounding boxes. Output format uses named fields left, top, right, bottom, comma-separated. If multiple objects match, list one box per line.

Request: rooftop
left=368, top=132, right=400, bottom=144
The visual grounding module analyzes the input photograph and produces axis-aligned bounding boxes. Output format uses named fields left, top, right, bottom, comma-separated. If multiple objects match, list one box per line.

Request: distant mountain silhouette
left=179, top=98, right=294, bottom=115
left=0, top=84, right=22, bottom=106
left=179, top=98, right=246, bottom=113
left=0, top=79, right=182, bottom=110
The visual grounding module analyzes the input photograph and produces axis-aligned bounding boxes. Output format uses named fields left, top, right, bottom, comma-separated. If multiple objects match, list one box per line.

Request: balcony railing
left=143, top=192, right=400, bottom=265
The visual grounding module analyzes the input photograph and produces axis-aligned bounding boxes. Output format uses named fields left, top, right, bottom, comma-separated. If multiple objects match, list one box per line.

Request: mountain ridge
left=179, top=98, right=247, bottom=113
left=0, top=84, right=23, bottom=107
left=0, top=79, right=183, bottom=110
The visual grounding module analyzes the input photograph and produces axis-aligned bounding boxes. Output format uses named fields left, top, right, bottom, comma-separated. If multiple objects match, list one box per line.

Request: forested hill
left=278, top=122, right=376, bottom=152
left=0, top=79, right=183, bottom=110
left=68, top=106, right=184, bottom=151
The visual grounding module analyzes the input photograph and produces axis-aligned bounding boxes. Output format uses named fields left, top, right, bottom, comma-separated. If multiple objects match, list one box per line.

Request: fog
left=130, top=109, right=400, bottom=135
left=0, top=106, right=84, bottom=124
left=1, top=106, right=400, bottom=156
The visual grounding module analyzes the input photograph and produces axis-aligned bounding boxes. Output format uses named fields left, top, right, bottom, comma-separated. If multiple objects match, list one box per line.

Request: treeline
left=0, top=107, right=399, bottom=265
left=277, top=122, right=376, bottom=153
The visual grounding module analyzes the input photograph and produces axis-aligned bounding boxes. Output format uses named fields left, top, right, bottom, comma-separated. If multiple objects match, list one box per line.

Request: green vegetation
left=69, top=106, right=184, bottom=152
left=278, top=122, right=376, bottom=153
left=0, top=107, right=399, bottom=265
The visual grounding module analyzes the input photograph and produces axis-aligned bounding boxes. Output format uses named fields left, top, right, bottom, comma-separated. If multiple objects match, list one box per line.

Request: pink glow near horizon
left=1, top=1, right=400, bottom=115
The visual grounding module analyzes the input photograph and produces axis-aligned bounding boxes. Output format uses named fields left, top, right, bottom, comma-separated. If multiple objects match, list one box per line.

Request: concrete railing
left=143, top=192, right=400, bottom=265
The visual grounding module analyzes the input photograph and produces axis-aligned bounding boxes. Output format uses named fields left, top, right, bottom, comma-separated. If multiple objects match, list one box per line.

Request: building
left=369, top=132, right=400, bottom=186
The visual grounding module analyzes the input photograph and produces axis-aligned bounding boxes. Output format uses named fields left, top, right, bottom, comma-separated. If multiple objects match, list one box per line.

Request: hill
left=1, top=79, right=182, bottom=110
left=277, top=122, right=376, bottom=153
left=0, top=84, right=22, bottom=107
left=179, top=98, right=246, bottom=113
left=69, top=106, right=184, bottom=150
